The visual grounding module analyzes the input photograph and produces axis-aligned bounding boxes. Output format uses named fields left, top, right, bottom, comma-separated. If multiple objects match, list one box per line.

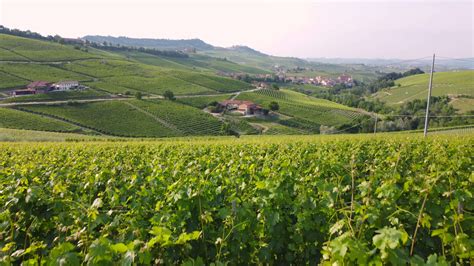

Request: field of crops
left=0, top=107, right=82, bottom=132
left=0, top=34, right=97, bottom=61
left=21, top=101, right=181, bottom=137
left=0, top=135, right=471, bottom=265
left=128, top=100, right=224, bottom=135
left=177, top=95, right=231, bottom=109
left=0, top=90, right=108, bottom=103
left=375, top=71, right=474, bottom=105
left=101, top=75, right=214, bottom=95
left=0, top=63, right=92, bottom=84
left=0, top=47, right=29, bottom=61
left=236, top=89, right=367, bottom=127
left=0, top=71, right=28, bottom=90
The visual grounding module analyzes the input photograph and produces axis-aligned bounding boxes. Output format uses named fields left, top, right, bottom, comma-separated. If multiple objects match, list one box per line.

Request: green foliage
left=269, top=101, right=279, bottom=111
left=0, top=107, right=81, bottom=132
left=1, top=90, right=107, bottom=103
left=375, top=71, right=474, bottom=104
left=22, top=101, right=181, bottom=137
left=130, top=100, right=224, bottom=136
left=236, top=89, right=366, bottom=127
left=0, top=71, right=29, bottom=90
left=163, top=90, right=175, bottom=101
left=177, top=95, right=230, bottom=109
left=0, top=136, right=471, bottom=264
left=0, top=63, right=91, bottom=82
left=0, top=33, right=96, bottom=61
left=134, top=91, right=142, bottom=100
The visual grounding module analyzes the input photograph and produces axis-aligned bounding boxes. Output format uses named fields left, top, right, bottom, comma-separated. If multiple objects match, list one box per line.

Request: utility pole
left=374, top=115, right=378, bottom=134
left=423, top=54, right=435, bottom=137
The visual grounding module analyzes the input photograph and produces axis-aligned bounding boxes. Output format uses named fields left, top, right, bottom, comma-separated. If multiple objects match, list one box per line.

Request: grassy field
left=236, top=89, right=367, bottom=127
left=375, top=71, right=474, bottom=105
left=0, top=135, right=471, bottom=264
left=449, top=96, right=474, bottom=113
left=0, top=107, right=82, bottom=132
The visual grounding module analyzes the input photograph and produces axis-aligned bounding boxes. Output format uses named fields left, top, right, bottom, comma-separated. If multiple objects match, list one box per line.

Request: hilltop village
left=218, top=72, right=354, bottom=87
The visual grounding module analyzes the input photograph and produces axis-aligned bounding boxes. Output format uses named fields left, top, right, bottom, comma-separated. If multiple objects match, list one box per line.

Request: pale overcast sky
left=1, top=0, right=473, bottom=59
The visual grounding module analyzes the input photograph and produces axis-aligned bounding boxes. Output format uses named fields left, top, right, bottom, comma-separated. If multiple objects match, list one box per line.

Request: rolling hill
left=0, top=31, right=374, bottom=137
left=374, top=70, right=474, bottom=113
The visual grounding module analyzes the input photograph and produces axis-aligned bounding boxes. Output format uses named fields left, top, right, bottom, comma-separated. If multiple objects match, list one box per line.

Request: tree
left=272, top=84, right=280, bottom=90
left=135, top=91, right=142, bottom=100
left=269, top=101, right=279, bottom=111
left=163, top=90, right=175, bottom=101
left=220, top=122, right=240, bottom=138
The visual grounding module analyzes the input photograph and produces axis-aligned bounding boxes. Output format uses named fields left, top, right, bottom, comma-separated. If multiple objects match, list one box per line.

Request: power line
left=379, top=114, right=474, bottom=118
left=436, top=56, right=474, bottom=63
left=383, top=56, right=433, bottom=66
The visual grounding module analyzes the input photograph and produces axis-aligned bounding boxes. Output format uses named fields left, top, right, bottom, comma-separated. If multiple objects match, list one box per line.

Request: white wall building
left=53, top=81, right=79, bottom=91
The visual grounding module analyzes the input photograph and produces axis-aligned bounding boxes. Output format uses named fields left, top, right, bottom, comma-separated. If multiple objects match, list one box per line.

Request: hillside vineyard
left=1, top=135, right=472, bottom=264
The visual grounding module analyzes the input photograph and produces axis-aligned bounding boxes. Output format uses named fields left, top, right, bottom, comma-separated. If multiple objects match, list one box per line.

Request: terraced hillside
left=374, top=71, right=474, bottom=112
left=236, top=89, right=368, bottom=127
left=126, top=100, right=224, bottom=136
left=0, top=34, right=97, bottom=61
left=0, top=34, right=252, bottom=98
left=20, top=101, right=181, bottom=137
left=0, top=32, right=377, bottom=137
left=17, top=100, right=228, bottom=137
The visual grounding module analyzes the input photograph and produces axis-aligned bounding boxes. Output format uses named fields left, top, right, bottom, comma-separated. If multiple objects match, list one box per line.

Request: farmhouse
left=219, top=100, right=262, bottom=115
left=53, top=80, right=79, bottom=91
left=27, top=81, right=52, bottom=93
left=13, top=81, right=51, bottom=96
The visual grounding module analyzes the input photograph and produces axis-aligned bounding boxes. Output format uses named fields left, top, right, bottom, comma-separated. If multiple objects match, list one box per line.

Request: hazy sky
left=1, top=0, right=473, bottom=59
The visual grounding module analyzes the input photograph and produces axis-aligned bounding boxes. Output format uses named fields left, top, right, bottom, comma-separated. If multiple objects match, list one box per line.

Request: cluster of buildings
left=12, top=80, right=85, bottom=96
left=284, top=74, right=354, bottom=87
left=217, top=71, right=354, bottom=88
left=218, top=100, right=262, bottom=116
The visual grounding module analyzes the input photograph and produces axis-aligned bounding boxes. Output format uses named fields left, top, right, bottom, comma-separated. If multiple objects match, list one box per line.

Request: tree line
left=0, top=25, right=188, bottom=58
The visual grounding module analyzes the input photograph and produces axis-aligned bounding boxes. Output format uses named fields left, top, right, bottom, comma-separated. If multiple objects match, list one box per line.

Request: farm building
left=219, top=100, right=262, bottom=115
left=12, top=81, right=51, bottom=96
left=27, top=81, right=52, bottom=93
left=53, top=80, right=79, bottom=91
left=338, top=74, right=353, bottom=86
left=12, top=88, right=37, bottom=96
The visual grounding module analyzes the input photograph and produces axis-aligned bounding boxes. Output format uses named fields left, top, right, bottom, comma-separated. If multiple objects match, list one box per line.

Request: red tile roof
left=27, top=81, right=51, bottom=89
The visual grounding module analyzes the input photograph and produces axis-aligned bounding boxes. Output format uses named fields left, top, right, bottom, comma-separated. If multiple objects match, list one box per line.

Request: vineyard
left=0, top=135, right=472, bottom=265
left=20, top=101, right=181, bottom=137
left=0, top=107, right=81, bottom=132
left=128, top=100, right=223, bottom=136
left=375, top=71, right=474, bottom=105
left=236, top=89, right=367, bottom=127
left=0, top=34, right=96, bottom=61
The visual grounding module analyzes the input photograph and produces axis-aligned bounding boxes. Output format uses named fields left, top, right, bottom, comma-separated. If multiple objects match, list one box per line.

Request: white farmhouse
left=53, top=81, right=79, bottom=91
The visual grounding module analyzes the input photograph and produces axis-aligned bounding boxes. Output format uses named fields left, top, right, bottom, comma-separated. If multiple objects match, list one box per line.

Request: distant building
left=27, top=81, right=52, bottom=92
left=53, top=80, right=79, bottom=91
left=338, top=74, right=353, bottom=86
left=12, top=88, right=37, bottom=96
left=219, top=100, right=262, bottom=115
